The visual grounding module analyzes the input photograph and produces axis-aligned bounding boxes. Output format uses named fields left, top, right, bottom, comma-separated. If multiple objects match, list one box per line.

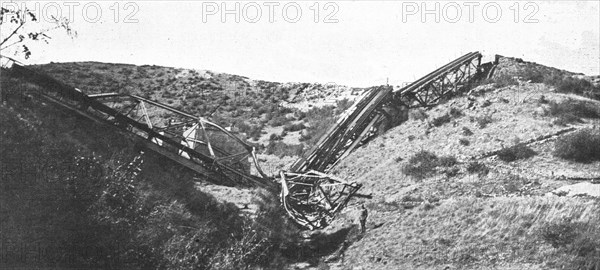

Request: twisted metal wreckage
left=1, top=52, right=494, bottom=229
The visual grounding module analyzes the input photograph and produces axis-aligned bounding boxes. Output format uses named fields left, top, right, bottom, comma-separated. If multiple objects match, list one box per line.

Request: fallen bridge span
left=2, top=52, right=492, bottom=230
left=279, top=52, right=491, bottom=229
left=3, top=59, right=274, bottom=190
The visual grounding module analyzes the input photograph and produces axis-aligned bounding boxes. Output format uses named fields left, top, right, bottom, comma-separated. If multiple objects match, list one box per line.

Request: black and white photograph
left=1, top=1, right=599, bottom=269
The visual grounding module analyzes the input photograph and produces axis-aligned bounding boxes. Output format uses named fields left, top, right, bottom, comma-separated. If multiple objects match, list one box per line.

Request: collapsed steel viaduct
left=1, top=52, right=494, bottom=229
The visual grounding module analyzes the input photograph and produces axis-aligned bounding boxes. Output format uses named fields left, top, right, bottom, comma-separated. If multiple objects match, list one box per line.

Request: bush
left=442, top=167, right=460, bottom=178
left=299, top=132, right=311, bottom=142
left=438, top=155, right=458, bottom=167
left=462, top=127, right=473, bottom=136
left=555, top=77, right=600, bottom=100
left=466, top=162, right=489, bottom=176
left=540, top=218, right=580, bottom=248
left=540, top=73, right=600, bottom=100
left=449, top=107, right=463, bottom=118
left=431, top=113, right=452, bottom=127
left=547, top=100, right=600, bottom=125
left=538, top=218, right=600, bottom=269
left=553, top=114, right=583, bottom=126
left=475, top=114, right=493, bottom=129
left=265, top=141, right=303, bottom=157
left=554, top=129, right=600, bottom=163
left=459, top=138, right=470, bottom=146
left=283, top=122, right=306, bottom=132
left=236, top=121, right=252, bottom=133
left=302, top=106, right=337, bottom=148
left=269, top=115, right=288, bottom=127
left=522, top=69, right=545, bottom=83
left=248, top=124, right=264, bottom=140
left=409, top=109, right=428, bottom=121
left=402, top=151, right=457, bottom=180
left=336, top=98, right=353, bottom=112
left=496, top=143, right=536, bottom=162
left=402, top=150, right=439, bottom=180
left=269, top=133, right=282, bottom=141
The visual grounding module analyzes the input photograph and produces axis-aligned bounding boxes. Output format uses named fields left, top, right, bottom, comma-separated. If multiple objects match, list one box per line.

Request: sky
left=2, top=0, right=599, bottom=87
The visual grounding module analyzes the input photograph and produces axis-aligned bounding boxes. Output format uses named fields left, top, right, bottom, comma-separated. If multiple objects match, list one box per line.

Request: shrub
left=476, top=114, right=493, bottom=129
left=555, top=77, right=600, bottom=100
left=402, top=151, right=457, bottom=180
left=519, top=68, right=546, bottom=83
left=302, top=106, right=337, bottom=148
left=554, top=129, right=600, bottom=163
left=540, top=218, right=579, bottom=248
left=462, top=127, right=473, bottom=136
left=269, top=133, right=282, bottom=141
left=438, top=155, right=458, bottom=167
left=538, top=218, right=600, bottom=269
left=541, top=72, right=563, bottom=86
left=214, top=190, right=298, bottom=269
left=402, top=150, right=439, bottom=180
left=431, top=113, right=452, bottom=127
left=299, top=132, right=311, bottom=142
left=247, top=124, right=264, bottom=140
left=547, top=100, right=600, bottom=125
left=443, top=167, right=460, bottom=178
left=496, top=143, right=536, bottom=162
left=466, top=162, right=489, bottom=176
left=552, top=114, right=583, bottom=126
left=336, top=98, right=353, bottom=112
left=294, top=111, right=307, bottom=120
left=265, top=141, right=303, bottom=157
left=409, top=109, right=428, bottom=121
left=449, top=107, right=463, bottom=118
left=283, top=122, right=306, bottom=132
left=459, top=138, right=470, bottom=146
left=269, top=115, right=288, bottom=127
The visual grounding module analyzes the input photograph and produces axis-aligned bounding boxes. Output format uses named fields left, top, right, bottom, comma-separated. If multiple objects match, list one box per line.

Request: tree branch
left=1, top=22, right=24, bottom=47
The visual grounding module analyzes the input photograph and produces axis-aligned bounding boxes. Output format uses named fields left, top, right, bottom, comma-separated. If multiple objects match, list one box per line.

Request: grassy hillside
left=5, top=56, right=600, bottom=269
left=30, top=62, right=364, bottom=162
left=323, top=57, right=600, bottom=270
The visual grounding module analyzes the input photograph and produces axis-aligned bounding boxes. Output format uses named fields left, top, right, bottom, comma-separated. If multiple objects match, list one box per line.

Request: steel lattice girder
left=4, top=62, right=274, bottom=190
left=280, top=52, right=485, bottom=229
left=3, top=52, right=488, bottom=230
left=90, top=94, right=274, bottom=189
left=291, top=86, right=392, bottom=174
left=395, top=52, right=482, bottom=107
left=279, top=170, right=361, bottom=230
left=293, top=52, right=483, bottom=176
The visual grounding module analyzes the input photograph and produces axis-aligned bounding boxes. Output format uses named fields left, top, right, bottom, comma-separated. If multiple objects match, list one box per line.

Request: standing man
left=359, top=204, right=368, bottom=234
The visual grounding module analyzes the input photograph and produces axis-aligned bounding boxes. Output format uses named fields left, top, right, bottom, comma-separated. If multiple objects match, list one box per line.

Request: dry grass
left=344, top=196, right=600, bottom=269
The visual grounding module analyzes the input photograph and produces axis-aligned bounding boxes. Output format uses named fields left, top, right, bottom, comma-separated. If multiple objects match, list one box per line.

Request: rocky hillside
left=316, top=56, right=600, bottom=270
